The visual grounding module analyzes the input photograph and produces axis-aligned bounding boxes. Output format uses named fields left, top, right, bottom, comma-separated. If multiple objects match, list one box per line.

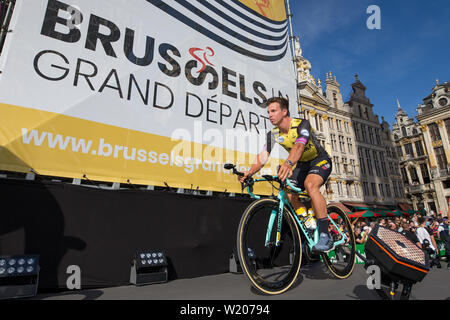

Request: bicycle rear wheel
left=321, top=205, right=356, bottom=279
left=237, top=198, right=302, bottom=295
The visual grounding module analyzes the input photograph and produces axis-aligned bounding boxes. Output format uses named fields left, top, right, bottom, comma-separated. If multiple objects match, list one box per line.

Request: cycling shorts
left=288, top=155, right=332, bottom=191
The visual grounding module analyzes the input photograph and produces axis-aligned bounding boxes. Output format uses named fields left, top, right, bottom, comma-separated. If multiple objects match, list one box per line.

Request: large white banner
left=0, top=0, right=296, bottom=193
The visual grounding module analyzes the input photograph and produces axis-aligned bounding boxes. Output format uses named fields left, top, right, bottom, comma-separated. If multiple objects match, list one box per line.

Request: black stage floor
left=30, top=263, right=450, bottom=300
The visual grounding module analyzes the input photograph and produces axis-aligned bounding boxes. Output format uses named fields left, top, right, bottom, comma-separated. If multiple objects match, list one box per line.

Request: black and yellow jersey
left=264, top=118, right=328, bottom=163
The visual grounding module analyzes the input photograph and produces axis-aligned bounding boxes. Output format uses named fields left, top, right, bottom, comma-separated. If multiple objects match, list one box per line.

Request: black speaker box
left=365, top=225, right=429, bottom=284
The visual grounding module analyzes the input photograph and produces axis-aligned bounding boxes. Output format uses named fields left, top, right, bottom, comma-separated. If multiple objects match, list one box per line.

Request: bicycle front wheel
left=237, top=198, right=302, bottom=295
left=321, top=205, right=356, bottom=279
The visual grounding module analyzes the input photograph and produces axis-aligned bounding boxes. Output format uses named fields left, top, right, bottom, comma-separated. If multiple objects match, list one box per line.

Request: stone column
left=437, top=120, right=450, bottom=165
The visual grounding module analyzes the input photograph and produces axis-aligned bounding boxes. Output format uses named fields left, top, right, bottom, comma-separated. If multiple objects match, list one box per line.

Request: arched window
left=401, top=127, right=407, bottom=136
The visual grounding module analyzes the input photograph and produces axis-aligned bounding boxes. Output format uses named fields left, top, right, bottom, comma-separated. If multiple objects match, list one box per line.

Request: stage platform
left=31, top=263, right=450, bottom=300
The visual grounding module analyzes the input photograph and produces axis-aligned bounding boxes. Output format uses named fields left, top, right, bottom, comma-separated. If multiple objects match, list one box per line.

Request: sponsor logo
left=189, top=47, right=215, bottom=73
left=255, top=0, right=271, bottom=17
left=300, top=129, right=310, bottom=137
left=316, top=160, right=328, bottom=167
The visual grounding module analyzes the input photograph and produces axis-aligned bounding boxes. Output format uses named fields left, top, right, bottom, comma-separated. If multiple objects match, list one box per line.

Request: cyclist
left=238, top=97, right=334, bottom=252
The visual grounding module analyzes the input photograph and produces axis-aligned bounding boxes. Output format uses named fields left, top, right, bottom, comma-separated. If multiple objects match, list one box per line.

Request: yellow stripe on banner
left=0, top=103, right=282, bottom=195
left=238, top=0, right=287, bottom=21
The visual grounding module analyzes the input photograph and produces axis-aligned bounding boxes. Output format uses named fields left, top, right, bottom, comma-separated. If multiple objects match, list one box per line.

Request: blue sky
left=289, top=0, right=450, bottom=127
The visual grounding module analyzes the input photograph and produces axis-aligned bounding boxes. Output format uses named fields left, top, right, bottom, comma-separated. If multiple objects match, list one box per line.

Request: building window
left=363, top=182, right=369, bottom=196
left=401, top=126, right=407, bottom=137
left=347, top=138, right=353, bottom=154
left=371, top=183, right=377, bottom=197
left=366, top=149, right=373, bottom=175
left=401, top=167, right=409, bottom=184
left=314, top=114, right=319, bottom=130
left=361, top=125, right=367, bottom=142
left=345, top=182, right=351, bottom=197
left=354, top=183, right=359, bottom=197
left=445, top=118, right=450, bottom=140
left=318, top=115, right=323, bottom=132
left=373, top=151, right=381, bottom=176
left=339, top=135, right=346, bottom=153
left=385, top=184, right=391, bottom=197
left=381, top=159, right=388, bottom=177
left=375, top=130, right=381, bottom=145
left=342, top=157, right=348, bottom=173
left=404, top=143, right=413, bottom=156
left=415, top=140, right=425, bottom=156
left=379, top=184, right=385, bottom=197
left=368, top=127, right=374, bottom=144
left=396, top=146, right=403, bottom=158
left=344, top=122, right=349, bottom=133
left=336, top=119, right=342, bottom=132
left=333, top=156, right=340, bottom=174
left=354, top=122, right=360, bottom=141
left=329, top=117, right=334, bottom=130
left=358, top=148, right=366, bottom=175
left=409, top=167, right=419, bottom=183
left=391, top=147, right=397, bottom=159
left=429, top=123, right=441, bottom=142
left=420, top=163, right=430, bottom=184
left=330, top=134, right=337, bottom=151
left=350, top=159, right=356, bottom=175
left=434, top=147, right=448, bottom=170
left=388, top=162, right=394, bottom=175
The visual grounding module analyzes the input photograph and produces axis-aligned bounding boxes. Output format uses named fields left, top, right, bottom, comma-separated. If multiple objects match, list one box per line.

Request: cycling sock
left=318, top=218, right=329, bottom=235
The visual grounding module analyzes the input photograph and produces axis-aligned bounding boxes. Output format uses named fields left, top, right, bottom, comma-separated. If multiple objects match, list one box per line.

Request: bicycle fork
left=265, top=200, right=284, bottom=247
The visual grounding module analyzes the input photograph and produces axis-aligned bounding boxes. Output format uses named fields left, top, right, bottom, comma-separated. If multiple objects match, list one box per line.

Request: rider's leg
left=304, top=174, right=326, bottom=220
left=287, top=192, right=306, bottom=213
left=304, top=173, right=333, bottom=252
left=287, top=167, right=307, bottom=214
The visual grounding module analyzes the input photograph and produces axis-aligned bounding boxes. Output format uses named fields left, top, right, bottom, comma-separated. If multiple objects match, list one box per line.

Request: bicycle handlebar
left=223, top=163, right=304, bottom=196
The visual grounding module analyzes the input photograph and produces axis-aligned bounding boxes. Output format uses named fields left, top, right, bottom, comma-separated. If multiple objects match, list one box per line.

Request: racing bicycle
left=224, top=163, right=356, bottom=295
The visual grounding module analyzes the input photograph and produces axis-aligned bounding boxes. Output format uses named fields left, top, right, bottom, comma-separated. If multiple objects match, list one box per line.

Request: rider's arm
left=278, top=143, right=304, bottom=181
left=278, top=120, right=311, bottom=181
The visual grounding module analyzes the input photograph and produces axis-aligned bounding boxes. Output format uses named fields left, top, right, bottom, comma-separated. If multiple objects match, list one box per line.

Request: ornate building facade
left=294, top=39, right=360, bottom=205
left=294, top=38, right=404, bottom=209
left=416, top=80, right=450, bottom=216
left=347, top=76, right=405, bottom=208
left=392, top=101, right=434, bottom=212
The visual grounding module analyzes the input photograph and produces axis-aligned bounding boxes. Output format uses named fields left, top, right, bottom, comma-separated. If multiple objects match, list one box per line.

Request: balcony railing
left=431, top=168, right=450, bottom=179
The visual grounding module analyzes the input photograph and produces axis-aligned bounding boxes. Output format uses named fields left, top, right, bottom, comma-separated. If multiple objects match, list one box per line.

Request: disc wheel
left=321, top=205, right=356, bottom=279
left=237, top=198, right=302, bottom=295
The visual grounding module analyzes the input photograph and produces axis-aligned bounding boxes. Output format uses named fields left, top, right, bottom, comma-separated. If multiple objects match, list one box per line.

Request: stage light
left=0, top=255, right=40, bottom=300
left=130, top=250, right=168, bottom=286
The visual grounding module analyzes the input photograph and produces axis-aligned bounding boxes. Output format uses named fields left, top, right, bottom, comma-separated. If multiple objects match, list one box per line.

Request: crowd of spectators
left=348, top=213, right=450, bottom=269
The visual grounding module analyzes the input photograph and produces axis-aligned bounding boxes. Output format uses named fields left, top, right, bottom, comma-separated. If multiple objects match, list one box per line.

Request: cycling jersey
left=264, top=118, right=328, bottom=163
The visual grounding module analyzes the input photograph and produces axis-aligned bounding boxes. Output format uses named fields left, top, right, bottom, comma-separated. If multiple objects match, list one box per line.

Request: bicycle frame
left=245, top=177, right=347, bottom=250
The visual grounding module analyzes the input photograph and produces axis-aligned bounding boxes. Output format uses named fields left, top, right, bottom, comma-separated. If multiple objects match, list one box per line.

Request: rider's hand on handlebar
left=238, top=171, right=251, bottom=184
left=277, top=162, right=293, bottom=182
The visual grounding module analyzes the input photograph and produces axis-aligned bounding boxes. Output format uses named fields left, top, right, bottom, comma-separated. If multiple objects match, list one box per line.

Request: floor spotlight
left=130, top=250, right=168, bottom=286
left=0, top=255, right=40, bottom=300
